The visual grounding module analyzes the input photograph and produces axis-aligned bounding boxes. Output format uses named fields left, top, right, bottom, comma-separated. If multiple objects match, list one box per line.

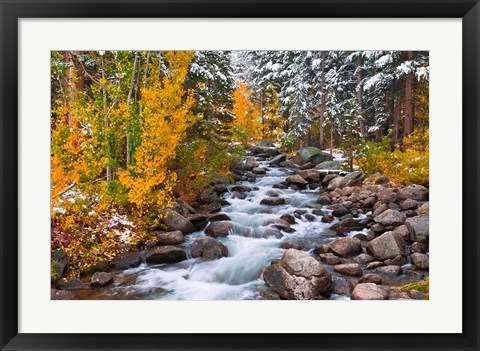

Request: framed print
left=1, top=0, right=479, bottom=350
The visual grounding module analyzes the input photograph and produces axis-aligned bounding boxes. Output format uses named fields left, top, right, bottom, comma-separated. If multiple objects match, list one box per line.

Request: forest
left=51, top=50, right=429, bottom=301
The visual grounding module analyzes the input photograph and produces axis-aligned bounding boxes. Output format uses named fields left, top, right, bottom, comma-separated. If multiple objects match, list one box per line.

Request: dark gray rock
left=146, top=246, right=187, bottom=264
left=191, top=237, right=228, bottom=260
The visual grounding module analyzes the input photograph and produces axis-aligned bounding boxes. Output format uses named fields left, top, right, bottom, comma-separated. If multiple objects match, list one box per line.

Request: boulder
left=205, top=221, right=233, bottom=238
left=252, top=167, right=267, bottom=175
left=327, top=176, right=344, bottom=190
left=359, top=273, right=383, bottom=284
left=208, top=213, right=232, bottom=222
left=353, top=253, right=375, bottom=264
left=330, top=218, right=364, bottom=235
left=91, top=272, right=114, bottom=287
left=340, top=171, right=365, bottom=188
left=263, top=249, right=333, bottom=300
left=400, top=199, right=418, bottom=210
left=333, top=263, right=363, bottom=277
left=377, top=188, right=399, bottom=203
left=156, top=230, right=184, bottom=245
left=51, top=249, right=69, bottom=281
left=384, top=255, right=407, bottom=266
left=317, top=195, right=332, bottom=205
left=374, top=209, right=406, bottom=226
left=260, top=197, right=286, bottom=206
left=332, top=276, right=354, bottom=295
left=56, top=277, right=87, bottom=290
left=398, top=184, right=429, bottom=201
left=329, top=237, right=362, bottom=257
left=296, top=169, right=320, bottom=183
left=253, top=146, right=279, bottom=156
left=307, top=152, right=333, bottom=165
left=280, top=214, right=296, bottom=224
left=321, top=214, right=334, bottom=223
left=375, top=265, right=402, bottom=275
left=315, top=160, right=341, bottom=170
left=411, top=253, right=429, bottom=270
left=410, top=242, right=429, bottom=254
left=269, top=153, right=287, bottom=166
left=191, top=237, right=228, bottom=260
left=319, top=253, right=342, bottom=265
left=392, top=225, right=410, bottom=241
left=160, top=209, right=196, bottom=235
left=300, top=162, right=315, bottom=170
left=405, top=215, right=429, bottom=243
left=146, top=246, right=187, bottom=264
left=366, top=231, right=406, bottom=260
left=286, top=174, right=308, bottom=185
left=280, top=240, right=306, bottom=251
left=332, top=206, right=349, bottom=217
left=112, top=251, right=143, bottom=269
left=351, top=283, right=388, bottom=300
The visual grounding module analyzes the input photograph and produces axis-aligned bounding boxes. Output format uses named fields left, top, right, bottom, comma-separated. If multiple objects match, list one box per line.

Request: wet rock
left=231, top=191, right=247, bottom=199
left=366, top=231, right=406, bottom=260
left=205, top=221, right=233, bottom=238
left=400, top=199, right=418, bottom=210
left=208, top=213, right=232, bottom=222
left=331, top=206, right=349, bottom=218
left=286, top=174, right=308, bottom=185
left=405, top=215, right=429, bottom=243
left=260, top=197, right=286, bottom=206
left=56, top=277, right=87, bottom=290
left=213, top=184, right=229, bottom=194
left=272, top=183, right=288, bottom=190
left=353, top=233, right=368, bottom=241
left=319, top=253, right=342, bottom=265
left=280, top=214, right=296, bottom=225
left=315, top=160, right=341, bottom=170
left=304, top=214, right=315, bottom=222
left=186, top=214, right=209, bottom=230
left=330, top=218, right=364, bottom=235
left=351, top=283, right=388, bottom=300
left=321, top=214, right=334, bottom=223
left=333, top=263, right=363, bottom=277
left=375, top=265, right=402, bottom=275
left=191, top=237, right=228, bottom=260
left=307, top=152, right=333, bottom=165
left=156, top=230, right=184, bottom=245
left=261, top=227, right=284, bottom=239
left=280, top=240, right=306, bottom=250
left=332, top=276, right=354, bottom=295
left=51, top=249, right=69, bottom=282
left=329, top=237, right=362, bottom=257
left=313, top=244, right=332, bottom=255
left=410, top=242, right=429, bottom=254
left=296, top=169, right=320, bottom=183
left=160, top=209, right=196, bottom=235
left=252, top=167, right=267, bottom=175
left=231, top=185, right=252, bottom=193
left=51, top=289, right=76, bottom=300
left=91, top=272, right=114, bottom=287
left=269, top=153, right=286, bottom=166
left=263, top=249, right=333, bottom=300
left=299, top=162, right=315, bottom=170
left=411, top=253, right=429, bottom=270
left=353, top=253, right=375, bottom=265
left=312, top=208, right=325, bottom=216
left=398, top=184, right=429, bottom=201
left=279, top=161, right=298, bottom=168
left=384, top=255, right=407, bottom=266
left=146, top=246, right=187, bottom=264
left=359, top=273, right=383, bottom=284
left=374, top=209, right=406, bottom=227
left=317, top=195, right=332, bottom=205
left=366, top=261, right=385, bottom=270
left=112, top=251, right=143, bottom=269
left=266, top=190, right=281, bottom=197
left=253, top=146, right=279, bottom=156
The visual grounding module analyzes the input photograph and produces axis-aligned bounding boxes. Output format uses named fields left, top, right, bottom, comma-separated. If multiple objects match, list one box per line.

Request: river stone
left=186, top=214, right=209, bottom=230
left=260, top=197, right=286, bottom=206
left=252, top=167, right=267, bottom=175
left=208, top=213, right=232, bottom=222
left=419, top=202, right=429, bottom=215
left=286, top=174, right=308, bottom=185
left=51, top=249, right=69, bottom=281
left=300, top=162, right=315, bottom=170
left=374, top=209, right=406, bottom=226
left=398, top=184, right=429, bottom=201
left=353, top=253, right=375, bottom=264
left=51, top=289, right=76, bottom=300
left=321, top=214, right=334, bottom=223
left=280, top=240, right=306, bottom=251
left=269, top=153, right=286, bottom=166
left=191, top=237, right=228, bottom=260
left=156, top=230, right=184, bottom=245
left=160, top=209, right=196, bottom=235
left=411, top=242, right=429, bottom=254
left=333, top=263, right=363, bottom=277
left=112, top=251, right=143, bottom=269
left=332, top=276, right=354, bottom=295
left=400, top=199, right=418, bottom=210
left=327, top=176, right=344, bottom=190
left=253, top=146, right=279, bottom=156
left=55, top=277, right=87, bottom=290
left=296, top=169, right=320, bottom=183
left=405, top=215, right=429, bottom=243
left=263, top=249, right=332, bottom=299
left=340, top=172, right=365, bottom=188
left=280, top=214, right=296, bottom=224
left=205, top=221, right=233, bottom=237
left=146, top=246, right=187, bottom=264
left=359, top=273, right=383, bottom=284
left=315, top=160, right=341, bottom=170
left=329, top=237, right=362, bottom=257
left=319, top=253, right=342, bottom=265
left=330, top=218, right=364, bottom=235
left=411, top=253, right=429, bottom=270
left=392, top=225, right=410, bottom=240
left=363, top=196, right=377, bottom=208
left=366, top=231, right=406, bottom=260
left=307, top=152, right=332, bottom=165
left=261, top=227, right=284, bottom=239
left=317, top=195, right=332, bottom=205
left=331, top=206, right=348, bottom=218
left=377, top=188, right=399, bottom=203
left=351, top=283, right=388, bottom=300
left=91, top=272, right=114, bottom=287
left=375, top=265, right=402, bottom=275
left=384, top=255, right=407, bottom=266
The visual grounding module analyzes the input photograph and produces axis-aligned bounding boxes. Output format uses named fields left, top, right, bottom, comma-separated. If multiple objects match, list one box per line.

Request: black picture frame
left=1, top=0, right=478, bottom=350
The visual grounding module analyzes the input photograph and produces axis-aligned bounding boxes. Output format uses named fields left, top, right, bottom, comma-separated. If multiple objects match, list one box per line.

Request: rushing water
left=76, top=158, right=355, bottom=300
